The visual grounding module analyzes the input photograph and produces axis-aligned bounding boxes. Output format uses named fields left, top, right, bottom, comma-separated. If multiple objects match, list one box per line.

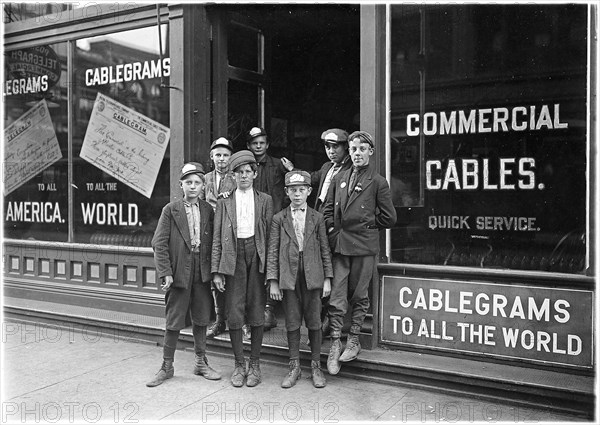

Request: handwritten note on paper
left=80, top=92, right=170, bottom=198
left=3, top=99, right=62, bottom=196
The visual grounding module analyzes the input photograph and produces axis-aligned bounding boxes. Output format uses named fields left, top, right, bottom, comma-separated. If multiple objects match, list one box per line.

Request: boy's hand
left=281, top=157, right=294, bottom=172
left=322, top=278, right=331, bottom=298
left=212, top=273, right=226, bottom=292
left=218, top=191, right=232, bottom=199
left=161, top=276, right=173, bottom=291
left=269, top=279, right=283, bottom=301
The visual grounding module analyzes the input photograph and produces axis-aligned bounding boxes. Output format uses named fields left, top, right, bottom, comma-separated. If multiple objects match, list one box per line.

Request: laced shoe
left=193, top=354, right=221, bottom=380
left=146, top=360, right=174, bottom=387
left=339, top=334, right=361, bottom=362
left=311, top=360, right=327, bottom=388
left=230, top=360, right=246, bottom=387
left=246, top=358, right=262, bottom=387
left=327, top=338, right=342, bottom=375
left=264, top=306, right=278, bottom=331
left=281, top=359, right=301, bottom=388
left=207, top=321, right=226, bottom=338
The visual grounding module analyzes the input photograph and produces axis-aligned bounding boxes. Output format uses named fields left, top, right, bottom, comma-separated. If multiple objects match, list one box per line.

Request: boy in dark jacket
left=147, top=162, right=221, bottom=387
left=267, top=171, right=333, bottom=388
left=212, top=150, right=274, bottom=388
left=323, top=131, right=397, bottom=375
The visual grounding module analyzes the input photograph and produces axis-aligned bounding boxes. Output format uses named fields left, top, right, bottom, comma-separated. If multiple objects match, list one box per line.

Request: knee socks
left=308, top=329, right=322, bottom=363
left=192, top=325, right=207, bottom=357
left=163, top=329, right=180, bottom=361
left=229, top=328, right=244, bottom=363
left=287, top=329, right=301, bottom=360
left=250, top=325, right=264, bottom=360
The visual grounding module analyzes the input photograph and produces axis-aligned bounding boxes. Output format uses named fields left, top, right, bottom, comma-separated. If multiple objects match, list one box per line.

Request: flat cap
left=229, top=150, right=256, bottom=171
left=321, top=128, right=349, bottom=144
left=179, top=162, right=205, bottom=180
left=210, top=137, right=233, bottom=151
left=348, top=130, right=374, bottom=148
left=247, top=126, right=267, bottom=141
left=285, top=170, right=311, bottom=187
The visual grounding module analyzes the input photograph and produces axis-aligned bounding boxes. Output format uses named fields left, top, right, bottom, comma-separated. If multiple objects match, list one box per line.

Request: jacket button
left=225, top=237, right=229, bottom=241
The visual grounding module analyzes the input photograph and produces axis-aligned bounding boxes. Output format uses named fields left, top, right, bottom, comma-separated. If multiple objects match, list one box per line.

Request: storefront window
left=72, top=25, right=170, bottom=246
left=4, top=43, right=69, bottom=242
left=389, top=5, right=588, bottom=274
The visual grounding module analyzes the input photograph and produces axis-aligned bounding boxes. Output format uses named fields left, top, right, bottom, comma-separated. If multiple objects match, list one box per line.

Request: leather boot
left=339, top=333, right=361, bottom=362
left=230, top=360, right=246, bottom=387
left=194, top=354, right=221, bottom=380
left=246, top=358, right=262, bottom=387
left=146, top=360, right=174, bottom=387
left=327, top=338, right=342, bottom=375
left=281, top=359, right=301, bottom=388
left=311, top=360, right=327, bottom=388
left=264, top=306, right=278, bottom=331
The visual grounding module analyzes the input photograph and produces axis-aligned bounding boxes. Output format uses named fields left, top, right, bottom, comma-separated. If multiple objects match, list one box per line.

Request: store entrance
left=210, top=5, right=360, bottom=345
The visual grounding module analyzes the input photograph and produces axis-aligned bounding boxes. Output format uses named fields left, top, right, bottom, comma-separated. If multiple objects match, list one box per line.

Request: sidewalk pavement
left=1, top=320, right=588, bottom=424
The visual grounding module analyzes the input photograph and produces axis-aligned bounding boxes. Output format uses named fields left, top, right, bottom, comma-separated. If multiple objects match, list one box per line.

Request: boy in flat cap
left=310, top=128, right=353, bottom=336
left=147, top=162, right=221, bottom=387
left=246, top=126, right=295, bottom=331
left=267, top=170, right=332, bottom=389
left=202, top=137, right=237, bottom=338
left=322, top=131, right=397, bottom=375
left=311, top=129, right=352, bottom=213
left=212, top=150, right=274, bottom=388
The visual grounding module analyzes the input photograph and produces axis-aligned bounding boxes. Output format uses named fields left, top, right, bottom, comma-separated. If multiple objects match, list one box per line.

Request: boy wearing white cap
left=212, top=150, right=274, bottom=388
left=147, top=162, right=221, bottom=387
left=267, top=170, right=332, bottom=389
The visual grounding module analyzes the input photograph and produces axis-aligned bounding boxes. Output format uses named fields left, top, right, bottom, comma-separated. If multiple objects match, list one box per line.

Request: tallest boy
left=322, top=130, right=397, bottom=375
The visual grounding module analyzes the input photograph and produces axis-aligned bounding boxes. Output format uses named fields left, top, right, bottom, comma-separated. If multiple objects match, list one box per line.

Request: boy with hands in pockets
left=267, top=170, right=333, bottom=389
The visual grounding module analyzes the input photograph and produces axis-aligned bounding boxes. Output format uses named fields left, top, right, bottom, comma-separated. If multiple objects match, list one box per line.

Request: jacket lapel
left=225, top=194, right=237, bottom=235
left=344, top=165, right=375, bottom=211
left=282, top=208, right=297, bottom=247
left=339, top=168, right=352, bottom=211
left=173, top=201, right=192, bottom=249
left=304, top=209, right=317, bottom=242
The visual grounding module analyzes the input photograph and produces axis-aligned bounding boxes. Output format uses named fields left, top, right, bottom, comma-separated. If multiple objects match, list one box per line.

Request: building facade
left=3, top=2, right=597, bottom=390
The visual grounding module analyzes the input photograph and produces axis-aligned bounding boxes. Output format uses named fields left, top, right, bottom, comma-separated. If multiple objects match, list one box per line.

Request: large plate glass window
left=3, top=42, right=69, bottom=242
left=72, top=25, right=170, bottom=246
left=389, top=5, right=588, bottom=274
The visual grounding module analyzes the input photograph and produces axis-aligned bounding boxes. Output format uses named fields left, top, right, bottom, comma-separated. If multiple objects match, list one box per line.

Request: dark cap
left=321, top=128, right=349, bottom=144
left=348, top=130, right=374, bottom=148
left=285, top=170, right=311, bottom=187
left=247, top=126, right=267, bottom=142
left=210, top=137, right=233, bottom=151
left=229, top=150, right=256, bottom=171
left=179, top=162, right=205, bottom=180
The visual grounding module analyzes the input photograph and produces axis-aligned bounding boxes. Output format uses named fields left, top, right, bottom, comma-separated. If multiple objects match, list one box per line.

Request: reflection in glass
left=3, top=42, right=69, bottom=242
left=73, top=25, right=170, bottom=246
left=389, top=5, right=587, bottom=274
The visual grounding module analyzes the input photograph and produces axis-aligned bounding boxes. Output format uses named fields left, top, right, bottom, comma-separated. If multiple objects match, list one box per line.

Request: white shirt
left=235, top=188, right=255, bottom=238
left=319, top=162, right=343, bottom=203
left=291, top=203, right=307, bottom=251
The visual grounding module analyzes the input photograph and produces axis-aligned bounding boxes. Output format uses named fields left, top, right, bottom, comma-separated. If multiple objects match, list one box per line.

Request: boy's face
left=247, top=136, right=269, bottom=158
left=324, top=142, right=348, bottom=164
left=233, top=164, right=256, bottom=191
left=210, top=147, right=231, bottom=172
left=349, top=139, right=373, bottom=167
left=285, top=185, right=311, bottom=208
left=180, top=173, right=204, bottom=201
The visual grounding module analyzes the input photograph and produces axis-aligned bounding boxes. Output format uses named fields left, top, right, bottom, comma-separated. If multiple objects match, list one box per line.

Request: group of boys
left=147, top=127, right=397, bottom=390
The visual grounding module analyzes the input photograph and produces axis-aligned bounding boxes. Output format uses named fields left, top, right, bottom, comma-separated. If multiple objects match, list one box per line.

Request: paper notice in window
left=3, top=99, right=62, bottom=196
left=80, top=92, right=170, bottom=198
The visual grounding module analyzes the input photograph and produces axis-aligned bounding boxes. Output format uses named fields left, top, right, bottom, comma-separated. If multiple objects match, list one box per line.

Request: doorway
left=209, top=4, right=361, bottom=346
